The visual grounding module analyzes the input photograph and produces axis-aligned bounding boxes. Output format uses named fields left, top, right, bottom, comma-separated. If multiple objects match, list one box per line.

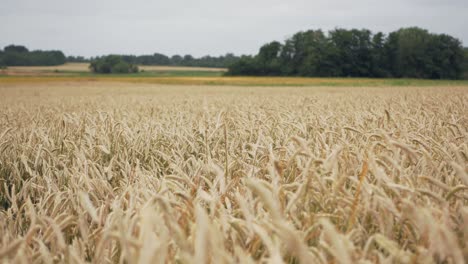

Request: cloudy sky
left=1, top=0, right=467, bottom=57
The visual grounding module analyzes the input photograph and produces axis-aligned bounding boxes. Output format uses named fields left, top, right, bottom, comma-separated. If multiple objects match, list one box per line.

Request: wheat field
left=0, top=82, right=467, bottom=263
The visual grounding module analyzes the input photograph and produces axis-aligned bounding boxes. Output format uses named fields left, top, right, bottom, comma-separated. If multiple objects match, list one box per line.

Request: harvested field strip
left=2, top=75, right=468, bottom=87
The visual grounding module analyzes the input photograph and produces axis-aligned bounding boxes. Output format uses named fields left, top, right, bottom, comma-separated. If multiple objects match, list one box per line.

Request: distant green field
left=1, top=63, right=468, bottom=86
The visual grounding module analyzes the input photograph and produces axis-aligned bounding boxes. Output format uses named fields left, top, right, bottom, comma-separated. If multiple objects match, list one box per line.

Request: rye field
left=0, top=80, right=467, bottom=263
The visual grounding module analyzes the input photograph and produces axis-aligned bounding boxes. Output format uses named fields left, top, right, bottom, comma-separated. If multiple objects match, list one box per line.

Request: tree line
left=87, top=53, right=242, bottom=73
left=0, top=45, right=66, bottom=66
left=228, top=27, right=467, bottom=79
left=464, top=48, right=468, bottom=79
left=69, top=53, right=240, bottom=68
left=1, top=44, right=240, bottom=69
left=97, top=53, right=240, bottom=68
left=3, top=33, right=468, bottom=78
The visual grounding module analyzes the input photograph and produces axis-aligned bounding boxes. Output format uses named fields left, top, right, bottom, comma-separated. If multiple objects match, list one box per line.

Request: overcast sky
left=1, top=0, right=467, bottom=57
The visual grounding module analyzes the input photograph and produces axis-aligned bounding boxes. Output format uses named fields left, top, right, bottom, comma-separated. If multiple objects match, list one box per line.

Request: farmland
left=2, top=63, right=468, bottom=87
left=0, top=63, right=226, bottom=77
left=0, top=79, right=467, bottom=263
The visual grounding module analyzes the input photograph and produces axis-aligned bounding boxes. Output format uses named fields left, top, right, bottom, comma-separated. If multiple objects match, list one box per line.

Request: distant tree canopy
left=89, top=55, right=139, bottom=74
left=116, top=53, right=240, bottom=68
left=0, top=45, right=66, bottom=66
left=227, top=27, right=466, bottom=79
left=463, top=48, right=468, bottom=79
left=0, top=44, right=240, bottom=69
left=67, top=56, right=89, bottom=63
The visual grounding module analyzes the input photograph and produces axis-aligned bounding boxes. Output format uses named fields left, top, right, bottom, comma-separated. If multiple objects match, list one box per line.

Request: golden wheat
left=0, top=82, right=467, bottom=263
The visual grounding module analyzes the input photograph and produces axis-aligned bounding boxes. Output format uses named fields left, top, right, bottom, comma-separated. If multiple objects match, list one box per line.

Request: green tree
left=389, top=27, right=433, bottom=78
left=226, top=27, right=465, bottom=79
left=463, top=48, right=468, bottom=79
left=90, top=55, right=139, bottom=74
left=170, top=55, right=183, bottom=65
left=0, top=49, right=4, bottom=68
left=428, top=34, right=464, bottom=79
left=0, top=45, right=65, bottom=66
left=329, top=29, right=372, bottom=77
left=257, top=41, right=282, bottom=75
left=67, top=56, right=88, bottom=63
left=370, top=32, right=390, bottom=77
left=277, top=30, right=340, bottom=76
left=225, top=56, right=259, bottom=76
left=301, top=30, right=340, bottom=77
left=385, top=27, right=464, bottom=79
left=4, top=45, right=29, bottom=53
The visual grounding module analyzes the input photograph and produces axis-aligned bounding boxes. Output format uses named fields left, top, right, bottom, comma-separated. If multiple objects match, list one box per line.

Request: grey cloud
left=1, top=0, right=467, bottom=57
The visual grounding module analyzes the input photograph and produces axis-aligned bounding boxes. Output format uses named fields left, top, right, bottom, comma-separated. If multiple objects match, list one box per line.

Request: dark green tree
left=427, top=34, right=464, bottom=79
left=0, top=45, right=65, bottom=66
left=329, top=29, right=373, bottom=77
left=0, top=49, right=4, bottom=68
left=389, top=27, right=434, bottom=78
left=257, top=41, right=282, bottom=75
left=170, top=55, right=183, bottom=65
left=67, top=56, right=89, bottom=63
left=463, top=48, right=468, bottom=79
left=86, top=53, right=240, bottom=68
left=4, top=45, right=29, bottom=53
left=370, top=32, right=390, bottom=77
left=227, top=27, right=464, bottom=79
left=298, top=30, right=340, bottom=77
left=225, top=56, right=259, bottom=76
left=89, top=55, right=138, bottom=74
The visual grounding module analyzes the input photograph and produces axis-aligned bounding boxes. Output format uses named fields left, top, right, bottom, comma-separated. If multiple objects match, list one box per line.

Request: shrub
left=89, top=55, right=139, bottom=74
